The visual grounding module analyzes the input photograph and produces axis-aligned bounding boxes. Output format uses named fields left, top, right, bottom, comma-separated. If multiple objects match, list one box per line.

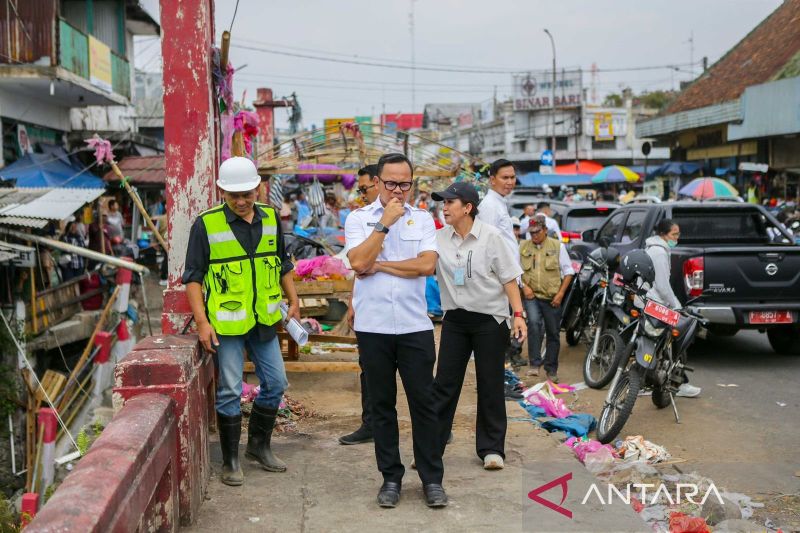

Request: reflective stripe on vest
left=200, top=204, right=284, bottom=335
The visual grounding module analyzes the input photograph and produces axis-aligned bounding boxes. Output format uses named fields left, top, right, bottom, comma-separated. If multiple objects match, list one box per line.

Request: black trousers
left=355, top=330, right=443, bottom=485
left=358, top=370, right=372, bottom=429
left=433, top=309, right=509, bottom=460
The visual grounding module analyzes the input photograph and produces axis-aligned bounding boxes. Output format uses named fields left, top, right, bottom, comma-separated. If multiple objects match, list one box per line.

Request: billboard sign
left=513, top=70, right=583, bottom=111
left=88, top=36, right=113, bottom=93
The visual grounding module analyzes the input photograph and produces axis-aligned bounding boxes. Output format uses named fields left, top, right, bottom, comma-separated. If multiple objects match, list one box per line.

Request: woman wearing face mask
left=644, top=218, right=702, bottom=397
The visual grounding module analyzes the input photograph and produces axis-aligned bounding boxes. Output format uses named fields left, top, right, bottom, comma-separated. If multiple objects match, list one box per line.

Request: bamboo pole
left=30, top=424, right=44, bottom=495
left=107, top=162, right=169, bottom=251
left=220, top=31, right=231, bottom=72
left=56, top=286, right=120, bottom=412
left=0, top=229, right=147, bottom=274
left=29, top=267, right=37, bottom=335
left=24, top=370, right=34, bottom=492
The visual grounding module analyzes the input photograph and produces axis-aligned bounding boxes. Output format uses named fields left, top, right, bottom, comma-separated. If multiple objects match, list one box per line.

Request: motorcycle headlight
left=643, top=318, right=666, bottom=337
left=612, top=292, right=625, bottom=305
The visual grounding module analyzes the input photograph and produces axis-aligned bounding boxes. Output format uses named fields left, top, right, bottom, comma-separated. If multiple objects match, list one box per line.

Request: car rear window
left=671, top=208, right=771, bottom=244
left=564, top=208, right=615, bottom=234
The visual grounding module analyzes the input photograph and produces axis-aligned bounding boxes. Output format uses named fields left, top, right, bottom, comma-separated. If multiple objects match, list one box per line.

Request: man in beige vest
left=519, top=215, right=574, bottom=382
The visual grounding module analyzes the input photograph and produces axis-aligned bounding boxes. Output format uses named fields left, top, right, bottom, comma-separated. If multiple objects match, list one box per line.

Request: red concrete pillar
left=20, top=493, right=38, bottom=526
left=160, top=0, right=219, bottom=334
left=254, top=88, right=276, bottom=158
left=37, top=409, right=57, bottom=491
left=113, top=335, right=214, bottom=526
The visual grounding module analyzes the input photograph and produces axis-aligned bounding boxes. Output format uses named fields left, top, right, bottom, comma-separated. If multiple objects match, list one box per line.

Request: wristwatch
left=374, top=222, right=389, bottom=234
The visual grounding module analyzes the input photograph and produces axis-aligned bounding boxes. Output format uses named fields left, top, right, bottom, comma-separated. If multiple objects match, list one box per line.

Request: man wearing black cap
left=431, top=182, right=526, bottom=471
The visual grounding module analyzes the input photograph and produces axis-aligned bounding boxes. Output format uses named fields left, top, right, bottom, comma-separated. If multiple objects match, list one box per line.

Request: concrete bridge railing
left=27, top=335, right=214, bottom=531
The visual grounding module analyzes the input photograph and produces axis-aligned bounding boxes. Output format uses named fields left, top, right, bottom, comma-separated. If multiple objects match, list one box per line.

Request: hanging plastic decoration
left=233, top=110, right=259, bottom=155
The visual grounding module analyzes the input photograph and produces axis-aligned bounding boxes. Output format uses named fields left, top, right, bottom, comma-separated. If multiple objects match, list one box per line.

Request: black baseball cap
left=432, top=182, right=480, bottom=206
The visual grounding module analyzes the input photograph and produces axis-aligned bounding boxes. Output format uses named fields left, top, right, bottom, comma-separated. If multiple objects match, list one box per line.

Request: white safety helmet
left=217, top=156, right=261, bottom=192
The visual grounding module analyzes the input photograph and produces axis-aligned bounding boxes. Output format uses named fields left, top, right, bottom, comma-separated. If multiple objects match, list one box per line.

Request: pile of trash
left=240, top=388, right=323, bottom=433
left=515, top=383, right=771, bottom=532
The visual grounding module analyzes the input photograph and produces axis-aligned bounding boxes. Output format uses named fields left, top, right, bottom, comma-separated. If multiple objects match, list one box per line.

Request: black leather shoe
left=423, top=483, right=448, bottom=508
left=377, top=481, right=401, bottom=508
left=338, top=425, right=373, bottom=445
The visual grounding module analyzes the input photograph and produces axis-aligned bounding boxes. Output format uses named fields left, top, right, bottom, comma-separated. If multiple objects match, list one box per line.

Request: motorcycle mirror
left=598, top=236, right=612, bottom=248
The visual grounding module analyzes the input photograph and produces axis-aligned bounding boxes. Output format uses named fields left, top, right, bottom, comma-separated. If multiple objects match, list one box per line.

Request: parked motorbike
left=562, top=246, right=616, bottom=348
left=596, top=250, right=706, bottom=444
left=582, top=268, right=640, bottom=389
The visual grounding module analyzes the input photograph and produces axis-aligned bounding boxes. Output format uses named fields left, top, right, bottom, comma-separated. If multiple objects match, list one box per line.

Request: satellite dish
left=642, top=142, right=652, bottom=156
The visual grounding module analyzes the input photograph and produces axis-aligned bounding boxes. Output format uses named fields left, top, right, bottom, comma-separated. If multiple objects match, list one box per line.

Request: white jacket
left=645, top=236, right=681, bottom=309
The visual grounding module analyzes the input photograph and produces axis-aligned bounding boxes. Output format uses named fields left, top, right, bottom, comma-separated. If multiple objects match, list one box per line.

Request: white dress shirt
left=436, top=219, right=523, bottom=324
left=476, top=189, right=517, bottom=256
left=345, top=198, right=438, bottom=334
left=520, top=214, right=562, bottom=240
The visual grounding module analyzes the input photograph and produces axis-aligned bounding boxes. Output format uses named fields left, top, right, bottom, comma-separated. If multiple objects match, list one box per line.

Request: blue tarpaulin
left=516, top=173, right=593, bottom=188
left=645, top=161, right=702, bottom=179
left=0, top=152, right=104, bottom=188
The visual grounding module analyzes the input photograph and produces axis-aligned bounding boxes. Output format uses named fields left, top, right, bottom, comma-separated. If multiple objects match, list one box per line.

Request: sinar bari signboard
left=513, top=70, right=583, bottom=111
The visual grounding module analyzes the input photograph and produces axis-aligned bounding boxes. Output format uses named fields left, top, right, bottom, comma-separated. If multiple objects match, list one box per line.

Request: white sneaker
left=483, top=454, right=504, bottom=470
left=676, top=383, right=702, bottom=398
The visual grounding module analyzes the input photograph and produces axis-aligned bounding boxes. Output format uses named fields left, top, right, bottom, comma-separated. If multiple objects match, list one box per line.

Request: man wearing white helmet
left=182, top=156, right=300, bottom=486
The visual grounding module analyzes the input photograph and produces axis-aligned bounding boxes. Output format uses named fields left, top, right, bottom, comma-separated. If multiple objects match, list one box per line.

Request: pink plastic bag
left=241, top=382, right=260, bottom=403
left=295, top=256, right=350, bottom=279
left=528, top=391, right=572, bottom=418
left=564, top=436, right=618, bottom=462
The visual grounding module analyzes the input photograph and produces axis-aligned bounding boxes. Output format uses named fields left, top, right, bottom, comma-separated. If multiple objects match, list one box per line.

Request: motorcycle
left=582, top=270, right=638, bottom=389
left=596, top=251, right=707, bottom=444
left=562, top=247, right=613, bottom=347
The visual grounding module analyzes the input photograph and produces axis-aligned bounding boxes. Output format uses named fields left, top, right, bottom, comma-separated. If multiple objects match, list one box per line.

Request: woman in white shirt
left=431, top=182, right=526, bottom=471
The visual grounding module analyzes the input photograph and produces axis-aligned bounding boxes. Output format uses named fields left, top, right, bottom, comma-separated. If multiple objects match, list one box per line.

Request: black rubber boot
left=217, top=413, right=244, bottom=486
left=246, top=403, right=287, bottom=472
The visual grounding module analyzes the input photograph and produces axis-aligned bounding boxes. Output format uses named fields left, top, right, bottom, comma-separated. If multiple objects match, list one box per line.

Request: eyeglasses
left=357, top=184, right=376, bottom=195
left=378, top=177, right=413, bottom=192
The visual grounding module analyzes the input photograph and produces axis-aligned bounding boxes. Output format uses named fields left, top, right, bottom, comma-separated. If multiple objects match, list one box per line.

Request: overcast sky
left=137, top=0, right=782, bottom=129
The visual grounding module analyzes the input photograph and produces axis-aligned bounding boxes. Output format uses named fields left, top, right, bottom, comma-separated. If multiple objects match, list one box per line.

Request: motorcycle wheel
left=566, top=327, right=580, bottom=346
left=564, top=309, right=582, bottom=346
left=651, top=386, right=671, bottom=409
left=583, top=330, right=624, bottom=389
left=596, top=365, right=642, bottom=444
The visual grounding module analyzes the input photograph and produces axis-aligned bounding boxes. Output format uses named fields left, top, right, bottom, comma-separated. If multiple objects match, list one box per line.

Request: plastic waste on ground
left=616, top=435, right=672, bottom=464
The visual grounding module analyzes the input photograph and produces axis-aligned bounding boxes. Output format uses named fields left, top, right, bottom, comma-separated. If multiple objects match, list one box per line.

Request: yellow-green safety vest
left=201, top=203, right=283, bottom=335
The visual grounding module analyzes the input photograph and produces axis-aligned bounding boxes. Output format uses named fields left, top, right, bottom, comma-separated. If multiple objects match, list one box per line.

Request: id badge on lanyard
left=454, top=250, right=472, bottom=286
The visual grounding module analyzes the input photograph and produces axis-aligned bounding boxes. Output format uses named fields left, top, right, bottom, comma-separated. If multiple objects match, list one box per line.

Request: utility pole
left=686, top=30, right=694, bottom=78
left=409, top=0, right=417, bottom=113
left=544, top=29, right=557, bottom=167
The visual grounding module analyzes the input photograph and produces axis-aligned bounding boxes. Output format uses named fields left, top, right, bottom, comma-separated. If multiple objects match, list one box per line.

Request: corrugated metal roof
left=0, top=187, right=104, bottom=223
left=0, top=217, right=49, bottom=228
left=103, top=155, right=165, bottom=185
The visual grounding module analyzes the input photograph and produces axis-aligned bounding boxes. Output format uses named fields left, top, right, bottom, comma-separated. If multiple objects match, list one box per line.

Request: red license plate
left=749, top=311, right=793, bottom=324
left=644, top=300, right=680, bottom=327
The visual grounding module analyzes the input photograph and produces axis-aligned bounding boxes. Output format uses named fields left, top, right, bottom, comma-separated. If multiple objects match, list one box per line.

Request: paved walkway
left=188, top=358, right=646, bottom=532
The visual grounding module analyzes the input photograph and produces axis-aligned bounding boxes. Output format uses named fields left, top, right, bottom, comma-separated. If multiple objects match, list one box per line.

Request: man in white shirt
left=345, top=153, right=447, bottom=509
left=519, top=201, right=562, bottom=240
left=476, top=159, right=518, bottom=256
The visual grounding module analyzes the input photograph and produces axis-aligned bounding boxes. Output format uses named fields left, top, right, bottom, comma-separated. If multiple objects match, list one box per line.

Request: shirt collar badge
left=406, top=219, right=415, bottom=226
